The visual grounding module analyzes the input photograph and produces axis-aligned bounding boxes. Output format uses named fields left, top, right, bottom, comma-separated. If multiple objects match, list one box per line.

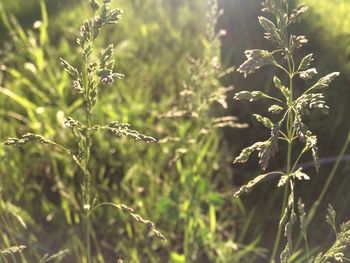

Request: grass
left=0, top=0, right=254, bottom=262
left=0, top=0, right=349, bottom=262
left=232, top=1, right=350, bottom=262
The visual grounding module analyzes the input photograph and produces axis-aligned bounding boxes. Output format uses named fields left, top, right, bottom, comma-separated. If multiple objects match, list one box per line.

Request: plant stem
left=270, top=60, right=295, bottom=262
left=84, top=110, right=93, bottom=263
left=304, top=235, right=310, bottom=262
left=82, top=39, right=93, bottom=263
left=270, top=185, right=288, bottom=263
left=270, top=113, right=294, bottom=262
left=83, top=150, right=92, bottom=263
left=85, top=212, right=91, bottom=263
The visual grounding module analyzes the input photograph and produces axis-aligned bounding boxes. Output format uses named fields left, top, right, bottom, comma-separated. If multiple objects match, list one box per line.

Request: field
left=0, top=0, right=349, bottom=262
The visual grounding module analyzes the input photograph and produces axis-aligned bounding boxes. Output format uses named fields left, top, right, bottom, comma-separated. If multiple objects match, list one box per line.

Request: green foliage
left=0, top=0, right=348, bottom=262
left=301, top=0, right=350, bottom=71
left=158, top=1, right=252, bottom=261
left=1, top=0, right=165, bottom=261
left=0, top=0, right=258, bottom=262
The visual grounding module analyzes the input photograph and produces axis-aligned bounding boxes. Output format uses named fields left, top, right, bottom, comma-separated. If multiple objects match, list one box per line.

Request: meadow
left=0, top=0, right=349, bottom=262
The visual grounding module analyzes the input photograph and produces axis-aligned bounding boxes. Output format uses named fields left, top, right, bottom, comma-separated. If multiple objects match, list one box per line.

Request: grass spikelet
left=0, top=245, right=26, bottom=256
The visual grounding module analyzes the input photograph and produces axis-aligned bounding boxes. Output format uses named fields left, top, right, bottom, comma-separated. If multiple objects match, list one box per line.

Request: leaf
left=170, top=252, right=185, bottom=263
left=0, top=86, right=37, bottom=111
left=258, top=16, right=283, bottom=45
left=297, top=54, right=313, bottom=72
left=39, top=250, right=69, bottom=263
left=208, top=192, right=224, bottom=206
left=253, top=114, right=273, bottom=128
left=237, top=49, right=276, bottom=77
left=1, top=201, right=28, bottom=229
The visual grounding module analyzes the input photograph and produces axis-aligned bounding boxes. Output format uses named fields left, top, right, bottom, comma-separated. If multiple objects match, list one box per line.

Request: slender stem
left=85, top=213, right=91, bottom=263
left=88, top=202, right=132, bottom=216
left=304, top=235, right=310, bottom=262
left=276, top=64, right=290, bottom=76
left=83, top=30, right=94, bottom=263
left=270, top=57, right=295, bottom=261
left=291, top=149, right=306, bottom=172
left=287, top=136, right=293, bottom=173
left=270, top=113, right=294, bottom=262
left=264, top=94, right=284, bottom=104
left=270, top=185, right=288, bottom=263
left=84, top=149, right=92, bottom=263
left=279, top=130, right=289, bottom=140
left=84, top=108, right=92, bottom=263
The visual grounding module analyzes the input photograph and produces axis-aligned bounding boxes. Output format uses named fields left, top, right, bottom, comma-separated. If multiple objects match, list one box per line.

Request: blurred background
left=0, top=0, right=349, bottom=262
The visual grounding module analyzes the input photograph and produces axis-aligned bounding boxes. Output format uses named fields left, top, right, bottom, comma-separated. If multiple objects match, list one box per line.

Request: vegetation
left=233, top=0, right=349, bottom=262
left=0, top=0, right=349, bottom=262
